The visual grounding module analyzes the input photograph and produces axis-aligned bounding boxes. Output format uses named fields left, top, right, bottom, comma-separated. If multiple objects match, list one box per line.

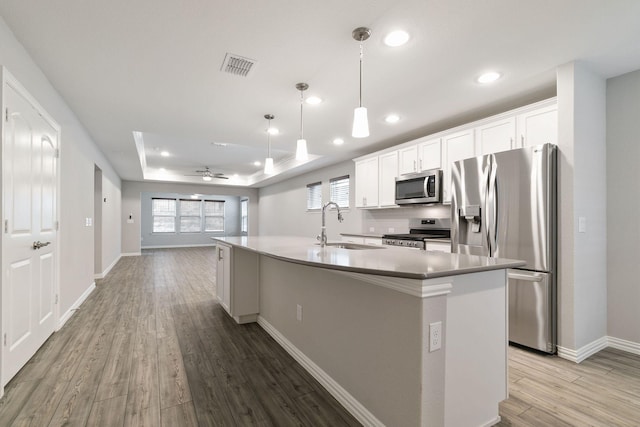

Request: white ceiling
left=1, top=0, right=639, bottom=187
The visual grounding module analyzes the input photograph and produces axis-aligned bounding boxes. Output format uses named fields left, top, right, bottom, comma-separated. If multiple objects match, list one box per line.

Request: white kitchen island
left=212, top=236, right=524, bottom=427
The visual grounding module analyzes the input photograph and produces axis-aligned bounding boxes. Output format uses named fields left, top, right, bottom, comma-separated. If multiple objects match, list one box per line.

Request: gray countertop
left=213, top=236, right=524, bottom=280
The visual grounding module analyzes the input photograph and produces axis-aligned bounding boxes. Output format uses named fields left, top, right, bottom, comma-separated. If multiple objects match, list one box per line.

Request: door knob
left=32, top=241, right=51, bottom=250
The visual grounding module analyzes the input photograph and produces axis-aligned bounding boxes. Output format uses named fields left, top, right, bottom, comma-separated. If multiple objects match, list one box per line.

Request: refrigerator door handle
left=508, top=271, right=543, bottom=282
left=487, top=157, right=498, bottom=257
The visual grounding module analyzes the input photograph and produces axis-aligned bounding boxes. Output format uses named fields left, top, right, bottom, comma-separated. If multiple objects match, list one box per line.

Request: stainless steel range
left=382, top=218, right=451, bottom=249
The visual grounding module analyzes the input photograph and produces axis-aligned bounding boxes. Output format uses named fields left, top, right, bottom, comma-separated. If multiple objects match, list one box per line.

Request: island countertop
left=213, top=235, right=524, bottom=280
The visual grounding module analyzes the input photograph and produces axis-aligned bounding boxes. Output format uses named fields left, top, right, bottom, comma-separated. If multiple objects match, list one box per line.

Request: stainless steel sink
left=316, top=242, right=386, bottom=250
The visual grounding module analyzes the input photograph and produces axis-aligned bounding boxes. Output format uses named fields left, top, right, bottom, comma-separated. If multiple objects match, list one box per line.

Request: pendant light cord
left=299, top=89, right=304, bottom=139
left=267, top=117, right=271, bottom=158
left=359, top=42, right=364, bottom=108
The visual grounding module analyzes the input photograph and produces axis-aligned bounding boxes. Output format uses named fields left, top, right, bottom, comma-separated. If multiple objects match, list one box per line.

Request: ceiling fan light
left=352, top=106, right=369, bottom=138
left=264, top=157, right=274, bottom=175
left=296, top=139, right=308, bottom=161
left=202, top=175, right=212, bottom=182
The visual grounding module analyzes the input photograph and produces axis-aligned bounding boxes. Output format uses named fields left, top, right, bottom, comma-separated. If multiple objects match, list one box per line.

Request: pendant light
left=295, top=82, right=309, bottom=161
left=352, top=27, right=371, bottom=138
left=264, top=114, right=275, bottom=175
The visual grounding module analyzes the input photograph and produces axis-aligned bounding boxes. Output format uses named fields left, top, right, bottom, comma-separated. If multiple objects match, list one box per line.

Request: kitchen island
left=212, top=236, right=524, bottom=427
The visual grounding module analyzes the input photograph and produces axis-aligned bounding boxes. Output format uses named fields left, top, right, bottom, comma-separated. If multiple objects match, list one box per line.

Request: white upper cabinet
left=418, top=138, right=442, bottom=171
left=442, top=128, right=475, bottom=203
left=475, top=117, right=516, bottom=156
left=355, top=156, right=379, bottom=208
left=516, top=104, right=558, bottom=148
left=398, top=145, right=419, bottom=175
left=379, top=151, right=399, bottom=207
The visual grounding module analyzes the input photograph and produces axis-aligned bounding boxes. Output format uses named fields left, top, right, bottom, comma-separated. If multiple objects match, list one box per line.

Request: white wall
left=100, top=173, right=122, bottom=274
left=121, top=181, right=258, bottom=254
left=258, top=161, right=363, bottom=240
left=0, top=15, right=121, bottom=318
left=606, top=69, right=640, bottom=345
left=557, top=62, right=608, bottom=354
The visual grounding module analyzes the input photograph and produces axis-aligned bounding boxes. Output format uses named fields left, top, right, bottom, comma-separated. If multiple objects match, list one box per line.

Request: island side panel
left=444, top=269, right=508, bottom=427
left=258, top=255, right=446, bottom=427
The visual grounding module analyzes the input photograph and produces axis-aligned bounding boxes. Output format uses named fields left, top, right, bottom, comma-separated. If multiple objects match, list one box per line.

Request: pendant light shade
left=264, top=114, right=275, bottom=175
left=295, top=82, right=309, bottom=161
left=352, top=27, right=371, bottom=139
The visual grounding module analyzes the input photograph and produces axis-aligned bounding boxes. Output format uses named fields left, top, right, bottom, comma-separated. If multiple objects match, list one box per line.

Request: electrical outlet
left=429, top=321, right=442, bottom=352
left=296, top=304, right=303, bottom=322
left=369, top=226, right=375, bottom=232
left=388, top=227, right=395, bottom=233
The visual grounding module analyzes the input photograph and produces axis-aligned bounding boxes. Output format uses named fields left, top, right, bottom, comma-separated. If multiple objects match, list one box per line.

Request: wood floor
left=0, top=247, right=638, bottom=426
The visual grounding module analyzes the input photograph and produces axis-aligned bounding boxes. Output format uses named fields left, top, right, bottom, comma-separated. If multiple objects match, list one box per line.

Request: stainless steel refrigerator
left=450, top=143, right=557, bottom=353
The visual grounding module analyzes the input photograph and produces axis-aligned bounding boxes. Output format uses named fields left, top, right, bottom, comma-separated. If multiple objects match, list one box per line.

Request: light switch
left=578, top=216, right=587, bottom=233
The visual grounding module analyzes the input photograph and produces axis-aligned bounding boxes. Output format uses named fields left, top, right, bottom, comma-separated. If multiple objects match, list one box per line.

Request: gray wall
left=121, top=181, right=258, bottom=254
left=557, top=61, right=608, bottom=352
left=0, top=15, right=122, bottom=319
left=607, top=69, right=640, bottom=345
left=258, top=161, right=363, bottom=240
left=140, top=192, right=241, bottom=248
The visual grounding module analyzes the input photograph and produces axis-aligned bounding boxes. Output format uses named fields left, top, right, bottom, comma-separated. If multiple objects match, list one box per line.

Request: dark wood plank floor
left=0, top=247, right=360, bottom=427
left=0, top=247, right=638, bottom=426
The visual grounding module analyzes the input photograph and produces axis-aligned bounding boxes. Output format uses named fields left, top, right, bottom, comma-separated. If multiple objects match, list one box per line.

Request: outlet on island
left=296, top=304, right=303, bottom=322
left=429, top=321, right=442, bottom=352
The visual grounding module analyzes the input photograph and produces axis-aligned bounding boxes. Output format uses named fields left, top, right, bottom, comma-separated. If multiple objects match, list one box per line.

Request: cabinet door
left=355, top=157, right=379, bottom=208
left=398, top=145, right=418, bottom=175
left=379, top=151, right=398, bottom=207
left=364, top=237, right=383, bottom=246
left=443, top=129, right=475, bottom=203
left=516, top=105, right=557, bottom=148
left=216, top=244, right=231, bottom=313
left=476, top=117, right=515, bottom=155
left=418, top=138, right=442, bottom=171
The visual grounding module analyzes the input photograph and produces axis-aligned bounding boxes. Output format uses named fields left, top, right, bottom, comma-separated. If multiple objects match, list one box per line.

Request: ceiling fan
left=185, top=167, right=229, bottom=181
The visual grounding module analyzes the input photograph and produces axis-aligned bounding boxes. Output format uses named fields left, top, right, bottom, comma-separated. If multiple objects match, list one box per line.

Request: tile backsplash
left=362, top=204, right=451, bottom=235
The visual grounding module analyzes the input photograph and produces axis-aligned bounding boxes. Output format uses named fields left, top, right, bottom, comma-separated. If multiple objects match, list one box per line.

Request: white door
left=2, top=80, right=59, bottom=386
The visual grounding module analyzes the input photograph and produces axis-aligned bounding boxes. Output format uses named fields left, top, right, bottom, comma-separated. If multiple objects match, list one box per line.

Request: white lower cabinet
left=341, top=236, right=364, bottom=244
left=364, top=237, right=383, bottom=246
left=215, top=242, right=259, bottom=324
left=425, top=241, right=451, bottom=253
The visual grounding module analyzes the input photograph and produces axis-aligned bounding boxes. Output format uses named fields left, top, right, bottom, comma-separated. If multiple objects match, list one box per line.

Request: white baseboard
left=141, top=243, right=216, bottom=249
left=557, top=335, right=640, bottom=363
left=94, top=254, right=121, bottom=279
left=257, top=316, right=384, bottom=427
left=57, top=282, right=96, bottom=330
left=121, top=252, right=141, bottom=257
left=607, top=336, right=640, bottom=356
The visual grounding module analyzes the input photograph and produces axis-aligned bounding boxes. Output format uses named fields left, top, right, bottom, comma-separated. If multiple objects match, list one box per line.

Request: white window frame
left=204, top=200, right=225, bottom=232
left=240, top=199, right=248, bottom=234
left=306, top=181, right=322, bottom=211
left=329, top=175, right=350, bottom=209
left=152, top=198, right=177, bottom=233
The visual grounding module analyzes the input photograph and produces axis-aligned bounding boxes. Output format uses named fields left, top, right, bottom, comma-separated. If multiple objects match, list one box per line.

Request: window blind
left=179, top=199, right=202, bottom=232
left=329, top=175, right=350, bottom=208
left=152, top=198, right=176, bottom=233
left=241, top=199, right=248, bottom=233
left=306, top=182, right=322, bottom=210
left=204, top=200, right=225, bottom=232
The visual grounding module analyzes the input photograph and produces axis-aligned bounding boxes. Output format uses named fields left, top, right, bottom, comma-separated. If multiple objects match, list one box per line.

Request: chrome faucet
left=317, top=201, right=344, bottom=247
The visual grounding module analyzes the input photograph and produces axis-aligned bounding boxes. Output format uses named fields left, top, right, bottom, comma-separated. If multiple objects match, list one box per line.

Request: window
left=152, top=198, right=176, bottom=233
left=307, top=182, right=322, bottom=210
left=179, top=199, right=202, bottom=232
left=330, top=175, right=350, bottom=208
left=241, top=199, right=248, bottom=233
left=204, top=200, right=225, bottom=232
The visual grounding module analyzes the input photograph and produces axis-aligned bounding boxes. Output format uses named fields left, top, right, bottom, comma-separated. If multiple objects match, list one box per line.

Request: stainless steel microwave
left=395, top=169, right=442, bottom=205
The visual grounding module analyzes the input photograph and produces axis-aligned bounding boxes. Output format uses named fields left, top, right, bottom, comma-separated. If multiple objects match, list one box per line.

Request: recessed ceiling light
left=190, top=194, right=199, bottom=199
left=212, top=142, right=228, bottom=147
left=159, top=167, right=166, bottom=172
left=267, top=127, right=279, bottom=135
left=254, top=161, right=262, bottom=166
left=233, top=173, right=239, bottom=178
left=333, top=138, right=344, bottom=146
left=477, top=71, right=502, bottom=84
left=306, top=96, right=322, bottom=105
left=385, top=114, right=400, bottom=124
left=160, top=151, right=170, bottom=157
left=384, top=30, right=410, bottom=47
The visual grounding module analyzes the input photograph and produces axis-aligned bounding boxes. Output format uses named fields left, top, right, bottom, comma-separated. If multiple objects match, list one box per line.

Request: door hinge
left=55, top=221, right=59, bottom=231
left=4, top=219, right=7, bottom=233
left=5, top=108, right=8, bottom=122
left=3, top=334, right=6, bottom=346
left=55, top=149, right=60, bottom=159
left=55, top=294, right=59, bottom=304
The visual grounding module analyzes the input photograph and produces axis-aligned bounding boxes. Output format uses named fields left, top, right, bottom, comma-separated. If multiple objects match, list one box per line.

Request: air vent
left=220, top=53, right=257, bottom=77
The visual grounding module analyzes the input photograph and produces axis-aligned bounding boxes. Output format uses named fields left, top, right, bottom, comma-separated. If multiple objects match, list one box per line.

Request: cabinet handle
left=510, top=137, right=513, bottom=147
left=419, top=159, right=423, bottom=170
left=521, top=135, right=524, bottom=146
left=413, top=160, right=417, bottom=171
left=218, top=248, right=223, bottom=261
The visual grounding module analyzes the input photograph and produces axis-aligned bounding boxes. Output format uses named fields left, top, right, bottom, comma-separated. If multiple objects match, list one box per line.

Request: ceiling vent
left=220, top=53, right=257, bottom=77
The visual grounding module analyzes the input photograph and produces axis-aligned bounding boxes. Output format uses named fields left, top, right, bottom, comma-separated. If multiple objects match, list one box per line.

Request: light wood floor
left=0, top=247, right=638, bottom=426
